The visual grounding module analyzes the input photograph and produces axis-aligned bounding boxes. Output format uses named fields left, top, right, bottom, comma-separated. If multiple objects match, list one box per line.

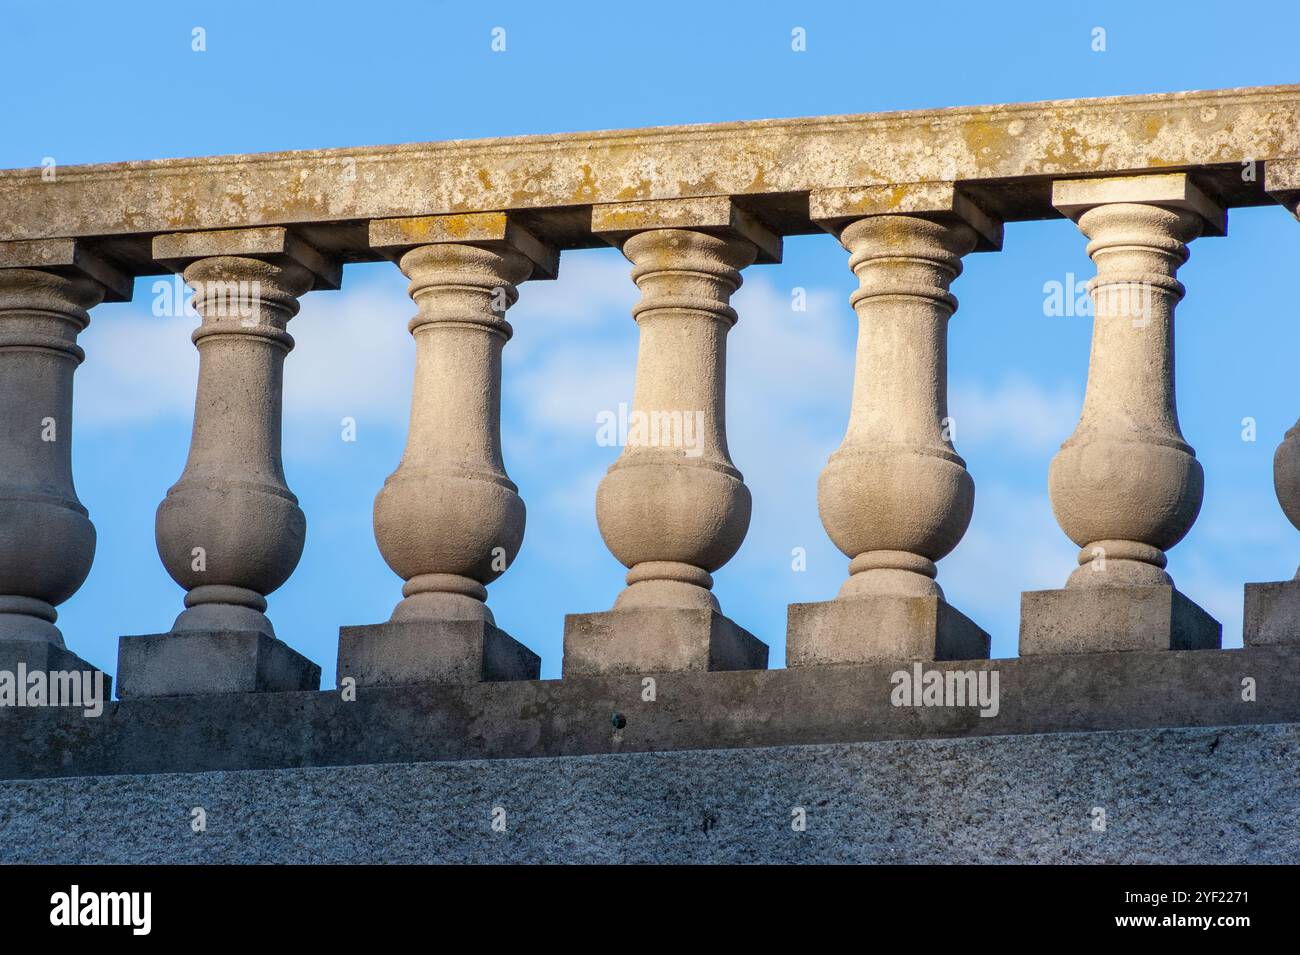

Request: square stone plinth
left=337, top=620, right=540, bottom=687
left=0, top=640, right=113, bottom=700
left=786, top=596, right=990, bottom=667
left=562, top=608, right=768, bottom=676
left=1244, top=579, right=1300, bottom=647
left=116, top=630, right=321, bottom=698
left=1019, top=585, right=1221, bottom=655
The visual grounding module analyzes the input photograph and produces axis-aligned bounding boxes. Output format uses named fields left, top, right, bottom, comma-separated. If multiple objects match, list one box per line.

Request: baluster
left=337, top=213, right=555, bottom=687
left=1020, top=174, right=1224, bottom=654
left=563, top=198, right=779, bottom=675
left=787, top=184, right=1001, bottom=665
left=117, top=228, right=338, bottom=697
left=0, top=240, right=129, bottom=681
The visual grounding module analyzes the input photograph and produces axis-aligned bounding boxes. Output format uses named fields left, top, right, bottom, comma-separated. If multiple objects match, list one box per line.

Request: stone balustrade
left=2, top=85, right=1300, bottom=772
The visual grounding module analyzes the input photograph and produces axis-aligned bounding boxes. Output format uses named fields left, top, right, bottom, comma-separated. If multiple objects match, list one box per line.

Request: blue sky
left=2, top=0, right=1298, bottom=686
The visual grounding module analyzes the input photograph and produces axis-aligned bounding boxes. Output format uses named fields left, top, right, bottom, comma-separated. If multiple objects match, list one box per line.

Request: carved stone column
left=563, top=198, right=779, bottom=675
left=787, top=184, right=1001, bottom=665
left=1244, top=171, right=1300, bottom=646
left=117, top=228, right=337, bottom=697
left=1021, top=174, right=1224, bottom=654
left=0, top=240, right=129, bottom=682
left=338, top=213, right=555, bottom=687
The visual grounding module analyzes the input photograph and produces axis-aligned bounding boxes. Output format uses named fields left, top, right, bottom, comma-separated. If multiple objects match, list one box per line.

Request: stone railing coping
left=1, top=84, right=1297, bottom=279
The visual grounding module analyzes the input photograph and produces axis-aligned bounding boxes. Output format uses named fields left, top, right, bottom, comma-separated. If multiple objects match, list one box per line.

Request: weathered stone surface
left=0, top=640, right=111, bottom=699
left=1, top=87, right=1294, bottom=251
left=0, top=267, right=107, bottom=651
left=787, top=596, right=989, bottom=665
left=591, top=216, right=769, bottom=623
left=1, top=89, right=1298, bottom=865
left=575, top=210, right=778, bottom=672
left=115, top=630, right=321, bottom=698
left=0, top=723, right=1292, bottom=863
left=1047, top=174, right=1222, bottom=597
left=0, top=239, right=132, bottom=301
left=810, top=182, right=1003, bottom=250
left=562, top=608, right=768, bottom=675
left=807, top=210, right=990, bottom=629
left=1019, top=586, right=1221, bottom=654
left=365, top=227, right=547, bottom=631
left=1244, top=579, right=1300, bottom=646
left=3, top=644, right=1293, bottom=781
left=151, top=243, right=325, bottom=641
left=338, top=620, right=540, bottom=686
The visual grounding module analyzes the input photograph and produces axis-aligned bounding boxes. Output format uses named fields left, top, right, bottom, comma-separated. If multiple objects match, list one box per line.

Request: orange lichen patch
left=1139, top=113, right=1166, bottom=142
left=571, top=164, right=600, bottom=202
left=676, top=173, right=721, bottom=196
left=436, top=214, right=481, bottom=239
left=1042, top=123, right=1112, bottom=172
left=616, top=179, right=653, bottom=201
left=369, top=212, right=513, bottom=249
left=884, top=184, right=910, bottom=210
left=397, top=218, right=436, bottom=241
left=477, top=168, right=494, bottom=192
left=504, top=161, right=557, bottom=209
left=272, top=171, right=330, bottom=220
left=593, top=209, right=645, bottom=230
left=959, top=119, right=1015, bottom=169
left=165, top=191, right=205, bottom=230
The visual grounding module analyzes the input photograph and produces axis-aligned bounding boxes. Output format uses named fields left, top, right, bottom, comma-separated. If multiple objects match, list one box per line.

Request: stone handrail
left=2, top=84, right=1299, bottom=717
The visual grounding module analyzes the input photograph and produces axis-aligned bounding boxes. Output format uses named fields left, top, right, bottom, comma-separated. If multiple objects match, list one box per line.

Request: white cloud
left=949, top=374, right=1080, bottom=457
left=941, top=483, right=1074, bottom=656
left=283, top=271, right=413, bottom=426
left=74, top=303, right=197, bottom=427
left=74, top=268, right=415, bottom=432
left=507, top=340, right=636, bottom=441
left=510, top=249, right=637, bottom=337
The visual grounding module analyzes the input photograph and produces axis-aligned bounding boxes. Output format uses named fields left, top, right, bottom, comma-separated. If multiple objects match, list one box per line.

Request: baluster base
left=116, top=630, right=320, bottom=698
left=786, top=596, right=990, bottom=666
left=562, top=608, right=768, bottom=676
left=0, top=640, right=112, bottom=699
left=1244, top=579, right=1300, bottom=647
left=1020, top=585, right=1221, bottom=655
left=337, top=620, right=540, bottom=687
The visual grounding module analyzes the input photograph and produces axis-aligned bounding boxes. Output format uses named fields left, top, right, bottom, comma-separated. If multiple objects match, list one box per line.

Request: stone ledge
left=0, top=645, right=1294, bottom=781
left=1, top=86, right=1295, bottom=252
left=0, top=723, right=1291, bottom=863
